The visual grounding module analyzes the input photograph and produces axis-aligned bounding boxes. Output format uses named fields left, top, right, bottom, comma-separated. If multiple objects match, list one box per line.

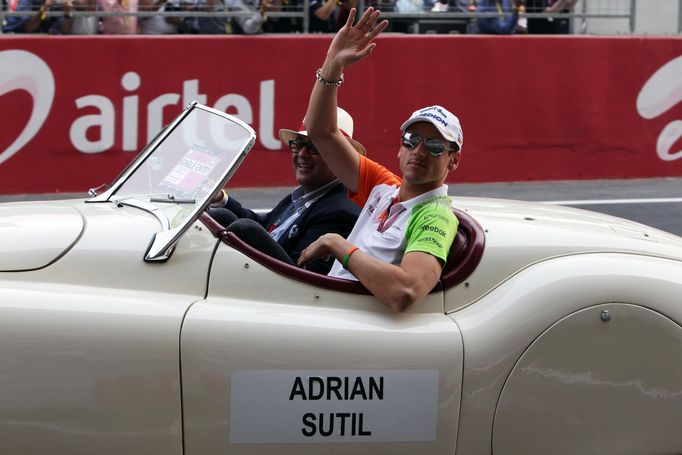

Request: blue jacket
left=476, top=0, right=519, bottom=34
left=3, top=0, right=68, bottom=33
left=2, top=0, right=32, bottom=33
left=224, top=181, right=359, bottom=274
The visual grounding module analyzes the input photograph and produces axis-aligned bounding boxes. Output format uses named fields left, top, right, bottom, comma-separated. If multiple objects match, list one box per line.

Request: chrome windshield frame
left=86, top=101, right=203, bottom=204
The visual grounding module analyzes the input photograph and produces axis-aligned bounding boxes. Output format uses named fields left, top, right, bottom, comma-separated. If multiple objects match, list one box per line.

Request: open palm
left=328, top=8, right=389, bottom=68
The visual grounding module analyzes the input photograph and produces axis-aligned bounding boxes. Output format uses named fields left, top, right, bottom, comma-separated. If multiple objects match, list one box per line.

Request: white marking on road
left=255, top=197, right=682, bottom=213
left=542, top=197, right=682, bottom=206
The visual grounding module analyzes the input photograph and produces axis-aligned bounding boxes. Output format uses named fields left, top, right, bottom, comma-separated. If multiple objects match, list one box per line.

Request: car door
left=181, top=242, right=464, bottom=455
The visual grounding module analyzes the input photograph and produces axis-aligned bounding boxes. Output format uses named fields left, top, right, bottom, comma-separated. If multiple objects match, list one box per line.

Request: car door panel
left=181, top=244, right=464, bottom=454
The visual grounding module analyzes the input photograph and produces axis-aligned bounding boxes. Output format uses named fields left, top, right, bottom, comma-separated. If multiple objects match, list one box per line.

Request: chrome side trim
left=118, top=198, right=171, bottom=231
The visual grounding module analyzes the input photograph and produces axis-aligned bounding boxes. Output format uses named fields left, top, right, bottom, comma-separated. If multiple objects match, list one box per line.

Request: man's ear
left=447, top=151, right=460, bottom=171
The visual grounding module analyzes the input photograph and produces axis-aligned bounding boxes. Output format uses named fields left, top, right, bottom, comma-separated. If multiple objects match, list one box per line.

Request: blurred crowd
left=1, top=0, right=577, bottom=34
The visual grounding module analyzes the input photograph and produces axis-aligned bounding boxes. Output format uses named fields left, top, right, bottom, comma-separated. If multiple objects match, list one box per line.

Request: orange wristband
left=342, top=246, right=359, bottom=270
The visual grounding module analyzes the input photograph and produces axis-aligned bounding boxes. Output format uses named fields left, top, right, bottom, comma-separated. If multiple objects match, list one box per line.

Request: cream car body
left=1, top=103, right=681, bottom=455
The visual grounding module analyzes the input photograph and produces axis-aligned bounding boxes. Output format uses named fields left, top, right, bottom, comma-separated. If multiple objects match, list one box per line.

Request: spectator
left=527, top=0, right=575, bottom=34
left=69, top=0, right=97, bottom=33
left=390, top=0, right=420, bottom=33
left=309, top=0, right=337, bottom=33
left=24, top=0, right=74, bottom=33
left=2, top=0, right=34, bottom=32
left=475, top=0, right=525, bottom=34
left=364, top=0, right=395, bottom=11
left=544, top=0, right=575, bottom=14
left=178, top=0, right=226, bottom=33
left=431, top=0, right=448, bottom=12
left=261, top=0, right=293, bottom=33
left=174, top=0, right=199, bottom=33
left=228, top=0, right=265, bottom=34
left=179, top=0, right=262, bottom=34
left=5, top=0, right=95, bottom=34
left=139, top=0, right=181, bottom=33
left=394, top=0, right=420, bottom=13
left=98, top=0, right=138, bottom=33
left=335, top=0, right=356, bottom=30
left=516, top=0, right=527, bottom=33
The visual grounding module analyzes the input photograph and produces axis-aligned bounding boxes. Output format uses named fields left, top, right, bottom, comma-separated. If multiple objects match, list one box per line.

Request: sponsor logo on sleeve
left=423, top=213, right=451, bottom=225
left=420, top=225, right=448, bottom=238
left=417, top=236, right=443, bottom=250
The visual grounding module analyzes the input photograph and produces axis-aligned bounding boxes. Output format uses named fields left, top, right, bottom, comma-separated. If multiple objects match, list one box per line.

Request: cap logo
left=419, top=106, right=449, bottom=117
left=418, top=112, right=448, bottom=128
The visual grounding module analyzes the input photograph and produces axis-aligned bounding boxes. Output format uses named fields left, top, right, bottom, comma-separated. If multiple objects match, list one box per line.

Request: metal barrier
left=0, top=0, right=664, bottom=35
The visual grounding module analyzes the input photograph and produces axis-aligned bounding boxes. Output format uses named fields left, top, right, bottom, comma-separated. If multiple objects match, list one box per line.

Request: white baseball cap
left=279, top=107, right=366, bottom=155
left=400, top=105, right=463, bottom=152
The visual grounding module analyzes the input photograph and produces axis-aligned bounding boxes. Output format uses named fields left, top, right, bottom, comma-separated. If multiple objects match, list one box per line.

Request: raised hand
left=327, top=7, right=389, bottom=69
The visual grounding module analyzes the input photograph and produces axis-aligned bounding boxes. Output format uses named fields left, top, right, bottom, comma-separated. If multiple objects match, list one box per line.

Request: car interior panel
left=201, top=207, right=486, bottom=293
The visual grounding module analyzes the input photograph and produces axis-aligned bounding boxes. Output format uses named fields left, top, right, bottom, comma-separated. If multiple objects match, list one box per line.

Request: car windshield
left=88, top=102, right=256, bottom=261
left=112, top=104, right=254, bottom=229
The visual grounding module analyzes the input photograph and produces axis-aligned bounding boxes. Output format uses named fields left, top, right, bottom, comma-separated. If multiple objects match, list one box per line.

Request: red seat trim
left=200, top=207, right=485, bottom=294
left=200, top=212, right=369, bottom=294
left=440, top=208, right=486, bottom=289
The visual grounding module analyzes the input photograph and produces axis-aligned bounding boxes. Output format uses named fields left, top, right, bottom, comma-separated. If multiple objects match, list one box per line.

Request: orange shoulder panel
left=350, top=155, right=402, bottom=206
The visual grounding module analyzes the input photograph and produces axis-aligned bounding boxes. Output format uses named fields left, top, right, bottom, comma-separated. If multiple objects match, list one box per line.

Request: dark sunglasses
left=288, top=138, right=319, bottom=155
left=401, top=131, right=458, bottom=157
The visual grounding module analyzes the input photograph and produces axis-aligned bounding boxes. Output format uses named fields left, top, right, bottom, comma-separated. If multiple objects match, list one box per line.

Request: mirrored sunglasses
left=288, top=138, right=319, bottom=155
left=401, top=131, right=458, bottom=157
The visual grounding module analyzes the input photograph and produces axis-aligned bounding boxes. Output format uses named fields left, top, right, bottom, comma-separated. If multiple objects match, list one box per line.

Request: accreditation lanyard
left=267, top=189, right=329, bottom=241
left=376, top=198, right=406, bottom=234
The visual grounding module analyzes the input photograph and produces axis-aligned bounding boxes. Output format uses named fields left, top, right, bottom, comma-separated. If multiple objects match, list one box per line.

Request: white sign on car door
left=229, top=369, right=439, bottom=444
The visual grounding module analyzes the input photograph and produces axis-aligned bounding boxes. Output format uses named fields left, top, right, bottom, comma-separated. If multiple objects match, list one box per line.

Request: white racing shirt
left=329, top=156, right=458, bottom=280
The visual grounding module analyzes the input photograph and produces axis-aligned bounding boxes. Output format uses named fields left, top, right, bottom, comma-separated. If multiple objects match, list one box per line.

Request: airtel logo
left=637, top=55, right=682, bottom=161
left=0, top=50, right=55, bottom=165
left=3, top=49, right=682, bottom=165
left=68, top=72, right=280, bottom=154
left=0, top=49, right=279, bottom=164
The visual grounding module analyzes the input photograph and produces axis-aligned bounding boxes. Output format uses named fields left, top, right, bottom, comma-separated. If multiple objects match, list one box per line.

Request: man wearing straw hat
left=209, top=107, right=363, bottom=275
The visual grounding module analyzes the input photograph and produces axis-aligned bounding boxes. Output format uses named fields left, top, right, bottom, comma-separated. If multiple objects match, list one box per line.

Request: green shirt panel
left=404, top=196, right=458, bottom=265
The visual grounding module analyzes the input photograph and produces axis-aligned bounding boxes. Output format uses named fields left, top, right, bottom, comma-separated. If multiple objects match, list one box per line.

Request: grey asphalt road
left=446, top=177, right=682, bottom=237
left=223, top=177, right=682, bottom=237
left=2, top=177, right=681, bottom=236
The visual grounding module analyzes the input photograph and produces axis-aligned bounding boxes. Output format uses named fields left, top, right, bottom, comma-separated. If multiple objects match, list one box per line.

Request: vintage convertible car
left=2, top=102, right=682, bottom=455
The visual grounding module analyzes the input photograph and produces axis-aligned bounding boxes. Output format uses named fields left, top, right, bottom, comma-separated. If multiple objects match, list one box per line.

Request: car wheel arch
left=451, top=252, right=682, bottom=455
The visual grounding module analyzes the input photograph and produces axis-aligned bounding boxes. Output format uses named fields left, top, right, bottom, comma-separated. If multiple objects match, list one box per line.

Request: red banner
left=1, top=35, right=681, bottom=194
